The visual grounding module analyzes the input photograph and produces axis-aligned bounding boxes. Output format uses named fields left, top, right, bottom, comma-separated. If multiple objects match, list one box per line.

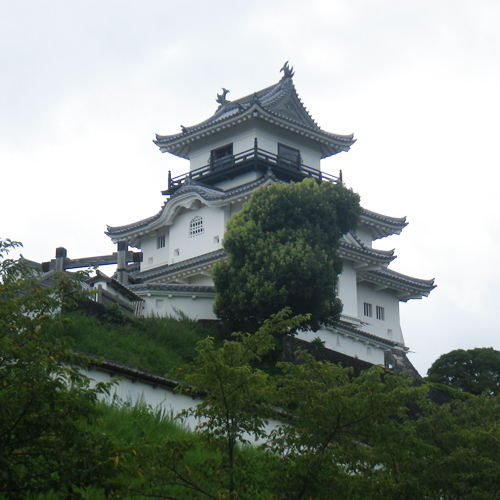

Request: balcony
left=162, top=139, right=339, bottom=195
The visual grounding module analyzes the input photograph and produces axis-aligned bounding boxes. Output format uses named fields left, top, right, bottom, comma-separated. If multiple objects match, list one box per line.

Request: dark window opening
left=278, top=143, right=301, bottom=169
left=211, top=144, right=233, bottom=169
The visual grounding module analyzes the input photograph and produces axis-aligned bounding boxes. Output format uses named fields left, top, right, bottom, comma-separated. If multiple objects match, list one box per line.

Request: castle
left=103, top=63, right=435, bottom=370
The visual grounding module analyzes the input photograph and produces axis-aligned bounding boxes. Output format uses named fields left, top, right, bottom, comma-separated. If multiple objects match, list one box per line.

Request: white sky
left=2, top=0, right=499, bottom=376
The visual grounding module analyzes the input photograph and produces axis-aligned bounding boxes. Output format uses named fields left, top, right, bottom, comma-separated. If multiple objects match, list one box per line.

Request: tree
left=123, top=310, right=433, bottom=500
left=426, top=347, right=500, bottom=396
left=0, top=239, right=118, bottom=499
left=266, top=351, right=431, bottom=500
left=103, top=311, right=500, bottom=500
left=213, top=178, right=361, bottom=332
left=128, top=310, right=307, bottom=500
left=409, top=392, right=500, bottom=500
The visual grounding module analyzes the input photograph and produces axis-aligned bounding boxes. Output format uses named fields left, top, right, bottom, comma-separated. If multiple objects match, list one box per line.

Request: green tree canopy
left=212, top=178, right=361, bottom=332
left=0, top=239, right=118, bottom=499
left=123, top=310, right=500, bottom=500
left=426, top=347, right=500, bottom=396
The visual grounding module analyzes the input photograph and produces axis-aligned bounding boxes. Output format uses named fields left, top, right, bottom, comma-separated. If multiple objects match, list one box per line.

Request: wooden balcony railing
left=164, top=139, right=339, bottom=195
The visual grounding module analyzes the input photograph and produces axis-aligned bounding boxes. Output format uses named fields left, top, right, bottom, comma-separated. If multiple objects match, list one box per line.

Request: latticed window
left=363, top=302, right=372, bottom=317
left=189, top=216, right=204, bottom=238
left=376, top=306, right=385, bottom=321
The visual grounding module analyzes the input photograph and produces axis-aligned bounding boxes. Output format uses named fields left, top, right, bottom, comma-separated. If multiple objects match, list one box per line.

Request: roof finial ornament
left=216, top=88, right=230, bottom=106
left=280, top=61, right=295, bottom=79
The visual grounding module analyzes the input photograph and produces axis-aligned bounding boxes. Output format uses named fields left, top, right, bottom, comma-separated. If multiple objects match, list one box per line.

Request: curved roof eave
left=362, top=269, right=436, bottom=298
left=360, top=209, right=408, bottom=239
left=339, top=241, right=395, bottom=265
left=154, top=103, right=355, bottom=160
left=106, top=187, right=225, bottom=243
left=105, top=174, right=278, bottom=244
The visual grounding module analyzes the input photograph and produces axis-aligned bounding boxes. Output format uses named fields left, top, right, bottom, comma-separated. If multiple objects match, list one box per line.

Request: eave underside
left=130, top=247, right=434, bottom=300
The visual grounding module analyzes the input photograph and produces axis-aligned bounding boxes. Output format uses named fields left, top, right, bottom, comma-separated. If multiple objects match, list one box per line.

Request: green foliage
left=213, top=178, right=361, bottom=332
left=30, top=307, right=500, bottom=500
left=111, top=313, right=500, bottom=500
left=410, top=393, right=500, bottom=500
left=7, top=235, right=500, bottom=499
left=54, top=312, right=215, bottom=375
left=0, top=239, right=118, bottom=499
left=266, top=351, right=429, bottom=500
left=426, top=347, right=500, bottom=396
left=171, top=309, right=307, bottom=500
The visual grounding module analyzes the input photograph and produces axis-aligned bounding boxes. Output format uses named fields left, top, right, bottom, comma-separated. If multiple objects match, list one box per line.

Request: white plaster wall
left=356, top=282, right=404, bottom=344
left=140, top=231, right=169, bottom=271
left=168, top=206, right=224, bottom=264
left=296, top=329, right=385, bottom=365
left=337, top=262, right=358, bottom=317
left=84, top=367, right=282, bottom=443
left=86, top=367, right=201, bottom=430
left=355, top=226, right=373, bottom=248
left=215, top=171, right=263, bottom=191
left=254, top=127, right=321, bottom=169
left=188, top=125, right=255, bottom=170
left=140, top=293, right=217, bottom=320
left=93, top=282, right=130, bottom=303
left=188, top=275, right=214, bottom=286
left=187, top=121, right=322, bottom=171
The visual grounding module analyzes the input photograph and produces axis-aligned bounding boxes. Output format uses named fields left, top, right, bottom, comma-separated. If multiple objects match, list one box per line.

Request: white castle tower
left=106, top=63, right=435, bottom=369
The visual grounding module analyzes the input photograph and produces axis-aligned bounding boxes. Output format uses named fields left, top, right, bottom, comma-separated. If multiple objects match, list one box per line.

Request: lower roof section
left=130, top=247, right=435, bottom=300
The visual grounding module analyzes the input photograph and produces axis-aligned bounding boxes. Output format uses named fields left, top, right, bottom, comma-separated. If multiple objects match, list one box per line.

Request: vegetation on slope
left=4, top=237, right=500, bottom=500
left=54, top=310, right=217, bottom=375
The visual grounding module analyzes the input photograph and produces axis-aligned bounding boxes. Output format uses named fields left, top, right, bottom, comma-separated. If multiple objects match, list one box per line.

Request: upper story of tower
left=154, top=63, right=356, bottom=195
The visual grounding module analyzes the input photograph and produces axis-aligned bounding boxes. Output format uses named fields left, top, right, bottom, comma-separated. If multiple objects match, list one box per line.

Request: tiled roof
left=360, top=209, right=408, bottom=239
left=130, top=283, right=215, bottom=294
left=136, top=249, right=225, bottom=282
left=106, top=171, right=279, bottom=239
left=154, top=70, right=355, bottom=160
left=335, top=319, right=400, bottom=348
left=339, top=240, right=395, bottom=265
left=106, top=205, right=166, bottom=237
left=86, top=270, right=143, bottom=302
left=365, top=268, right=436, bottom=294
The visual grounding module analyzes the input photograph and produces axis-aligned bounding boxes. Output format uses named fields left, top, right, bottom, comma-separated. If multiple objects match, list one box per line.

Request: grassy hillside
left=55, top=311, right=218, bottom=376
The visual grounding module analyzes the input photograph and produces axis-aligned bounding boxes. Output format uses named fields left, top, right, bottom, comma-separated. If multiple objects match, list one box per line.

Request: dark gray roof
left=339, top=240, right=395, bottom=265
left=86, top=270, right=143, bottom=302
left=106, top=170, right=279, bottom=239
left=130, top=283, right=215, bottom=294
left=136, top=249, right=225, bottom=282
left=365, top=268, right=436, bottom=294
left=335, top=319, right=400, bottom=348
left=154, top=71, right=355, bottom=160
left=360, top=209, right=408, bottom=239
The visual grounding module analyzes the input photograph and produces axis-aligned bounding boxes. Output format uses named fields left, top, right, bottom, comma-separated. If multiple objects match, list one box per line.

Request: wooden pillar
left=116, top=242, right=128, bottom=285
left=55, top=247, right=67, bottom=272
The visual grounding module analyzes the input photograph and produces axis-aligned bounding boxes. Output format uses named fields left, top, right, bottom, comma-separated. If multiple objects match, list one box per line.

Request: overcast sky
left=2, top=0, right=499, bottom=376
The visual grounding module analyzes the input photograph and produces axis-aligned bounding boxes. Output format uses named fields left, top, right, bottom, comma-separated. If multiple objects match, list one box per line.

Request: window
left=189, top=216, right=204, bottom=238
left=211, top=144, right=233, bottom=168
left=278, top=143, right=301, bottom=168
left=157, top=235, right=166, bottom=249
left=376, top=306, right=385, bottom=321
left=363, top=302, right=372, bottom=317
